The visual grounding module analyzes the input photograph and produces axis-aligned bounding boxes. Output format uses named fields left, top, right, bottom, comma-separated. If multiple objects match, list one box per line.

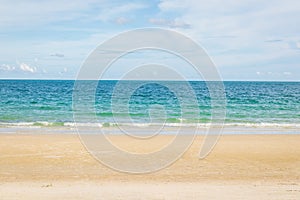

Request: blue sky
left=0, top=0, right=299, bottom=80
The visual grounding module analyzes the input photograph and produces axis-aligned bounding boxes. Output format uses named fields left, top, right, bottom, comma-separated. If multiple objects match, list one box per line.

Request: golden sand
left=0, top=134, right=299, bottom=199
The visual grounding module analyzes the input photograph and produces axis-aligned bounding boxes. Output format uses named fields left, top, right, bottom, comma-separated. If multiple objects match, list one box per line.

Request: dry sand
left=0, top=133, right=299, bottom=199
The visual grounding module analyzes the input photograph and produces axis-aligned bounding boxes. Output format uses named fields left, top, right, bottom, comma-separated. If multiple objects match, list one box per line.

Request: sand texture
left=0, top=134, right=299, bottom=199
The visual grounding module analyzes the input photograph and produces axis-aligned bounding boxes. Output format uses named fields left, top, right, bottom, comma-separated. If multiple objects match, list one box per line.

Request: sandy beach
left=0, top=133, right=299, bottom=199
left=1, top=0, right=300, bottom=198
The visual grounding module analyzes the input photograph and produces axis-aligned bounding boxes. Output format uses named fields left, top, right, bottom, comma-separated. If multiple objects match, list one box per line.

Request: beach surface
left=0, top=133, right=299, bottom=199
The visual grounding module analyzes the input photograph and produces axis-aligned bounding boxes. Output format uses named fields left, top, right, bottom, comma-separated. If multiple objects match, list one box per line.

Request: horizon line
left=0, top=78, right=299, bottom=82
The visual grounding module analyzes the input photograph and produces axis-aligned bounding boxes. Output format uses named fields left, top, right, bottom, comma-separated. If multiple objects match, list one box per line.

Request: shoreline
left=0, top=125, right=299, bottom=135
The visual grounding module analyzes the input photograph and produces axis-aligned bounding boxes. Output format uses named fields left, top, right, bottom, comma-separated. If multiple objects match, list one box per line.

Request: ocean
left=0, top=80, right=299, bottom=130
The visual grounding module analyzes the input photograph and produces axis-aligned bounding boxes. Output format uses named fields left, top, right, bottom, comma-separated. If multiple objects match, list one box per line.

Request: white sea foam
left=0, top=121, right=300, bottom=129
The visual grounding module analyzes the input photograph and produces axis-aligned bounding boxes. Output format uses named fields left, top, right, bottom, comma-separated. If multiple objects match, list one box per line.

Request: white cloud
left=149, top=18, right=190, bottom=28
left=0, top=0, right=103, bottom=27
left=50, top=53, right=64, bottom=58
left=0, top=64, right=15, bottom=71
left=19, top=63, right=37, bottom=73
left=97, top=2, right=147, bottom=22
left=59, top=67, right=68, bottom=75
left=158, top=0, right=300, bottom=41
left=0, top=0, right=299, bottom=80
left=0, top=1, right=150, bottom=29
left=156, top=0, right=300, bottom=80
left=115, top=17, right=129, bottom=25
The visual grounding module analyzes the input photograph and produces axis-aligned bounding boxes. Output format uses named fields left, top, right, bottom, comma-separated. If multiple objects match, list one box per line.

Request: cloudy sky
left=0, top=0, right=299, bottom=80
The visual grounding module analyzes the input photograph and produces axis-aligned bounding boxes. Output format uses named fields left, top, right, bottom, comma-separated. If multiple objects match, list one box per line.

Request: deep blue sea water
left=0, top=80, right=299, bottom=129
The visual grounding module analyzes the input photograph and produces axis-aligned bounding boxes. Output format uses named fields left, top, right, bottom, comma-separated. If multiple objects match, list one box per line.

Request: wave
left=1, top=121, right=300, bottom=129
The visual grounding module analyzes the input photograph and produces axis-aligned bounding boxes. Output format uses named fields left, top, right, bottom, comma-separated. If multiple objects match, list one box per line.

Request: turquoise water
left=0, top=80, right=300, bottom=128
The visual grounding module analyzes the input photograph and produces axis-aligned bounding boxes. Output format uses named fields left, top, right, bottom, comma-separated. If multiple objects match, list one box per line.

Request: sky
left=0, top=0, right=299, bottom=81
